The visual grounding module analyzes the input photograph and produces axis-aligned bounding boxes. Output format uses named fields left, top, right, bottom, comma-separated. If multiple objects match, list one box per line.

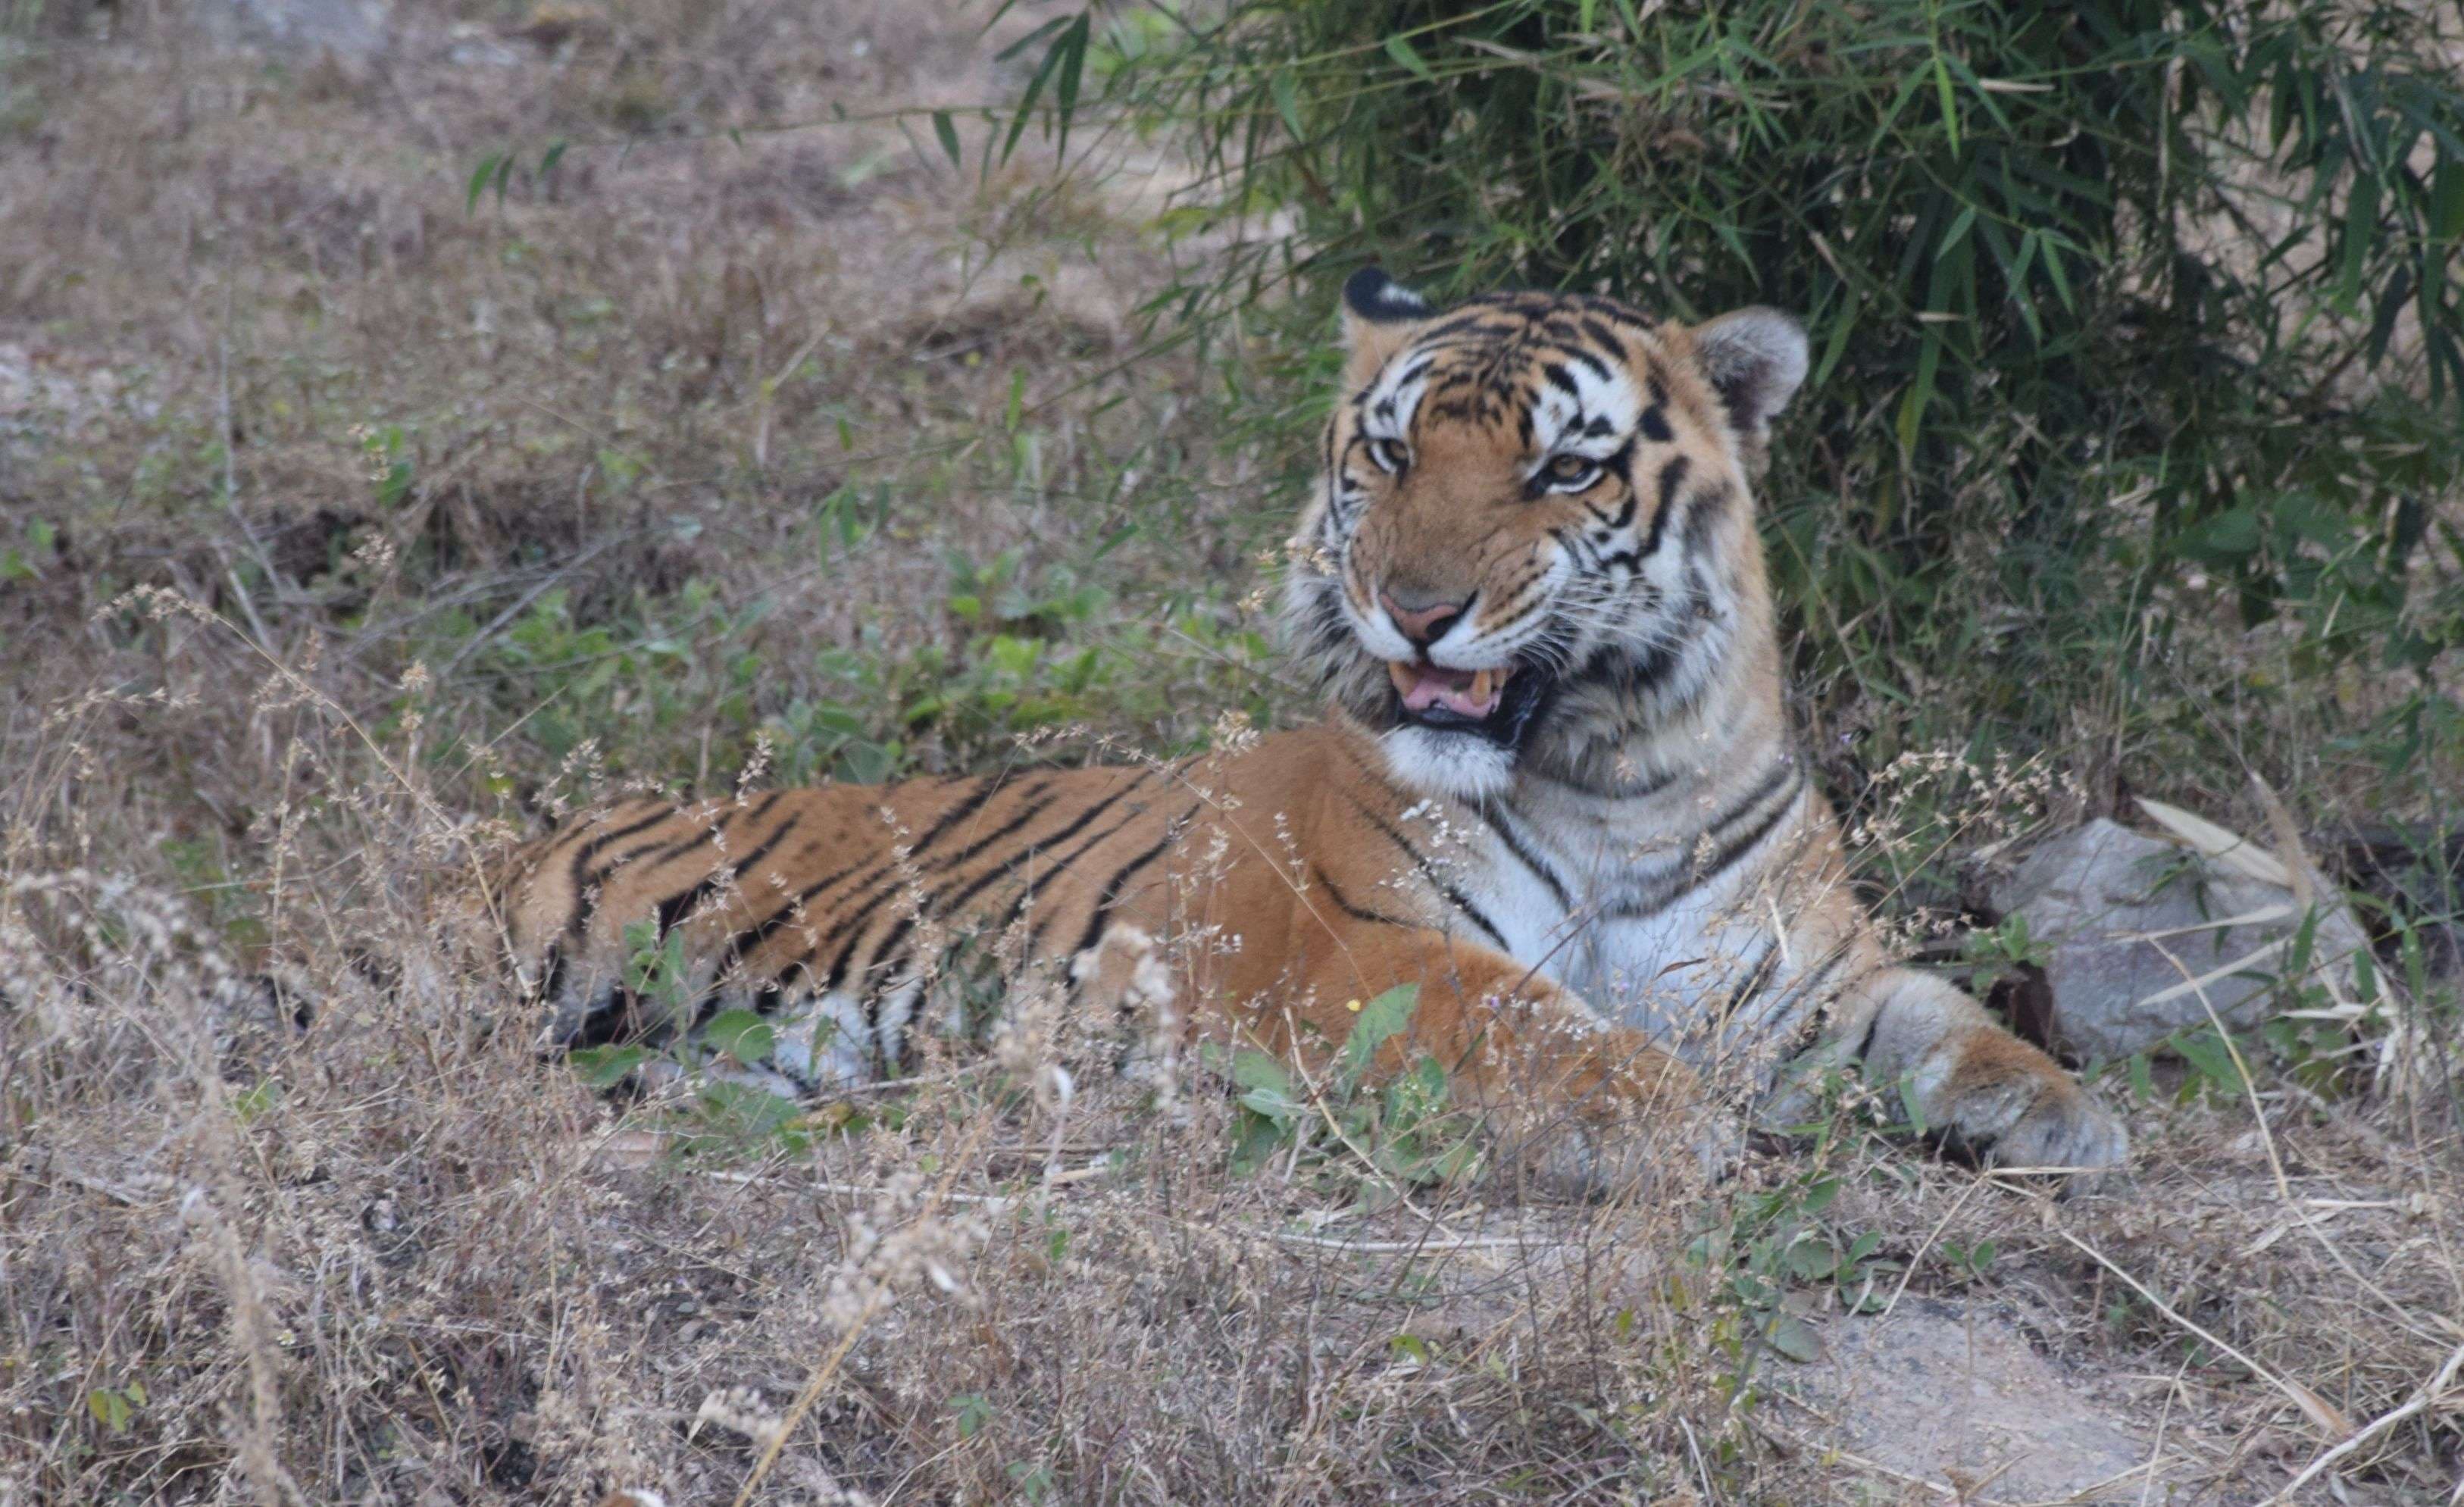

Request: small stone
left=1989, top=818, right=2373, bottom=1061
left=191, top=0, right=392, bottom=59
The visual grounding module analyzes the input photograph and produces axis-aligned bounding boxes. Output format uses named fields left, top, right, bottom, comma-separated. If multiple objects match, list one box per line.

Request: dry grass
left=2, top=4, right=2460, bottom=1504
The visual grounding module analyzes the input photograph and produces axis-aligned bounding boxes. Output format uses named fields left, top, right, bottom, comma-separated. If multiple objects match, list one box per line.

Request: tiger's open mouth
left=1384, top=658, right=1553, bottom=749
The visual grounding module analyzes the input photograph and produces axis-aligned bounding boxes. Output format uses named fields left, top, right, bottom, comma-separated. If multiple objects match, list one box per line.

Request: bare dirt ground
left=2, top=4, right=2459, bottom=1504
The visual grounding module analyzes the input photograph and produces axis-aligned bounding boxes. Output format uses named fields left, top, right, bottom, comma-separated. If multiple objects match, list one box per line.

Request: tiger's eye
left=1547, top=454, right=1594, bottom=483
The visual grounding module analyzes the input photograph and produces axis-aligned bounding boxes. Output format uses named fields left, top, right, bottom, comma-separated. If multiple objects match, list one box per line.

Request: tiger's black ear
left=1340, top=267, right=1433, bottom=386
left=1343, top=267, right=1433, bottom=324
left=1690, top=308, right=1809, bottom=440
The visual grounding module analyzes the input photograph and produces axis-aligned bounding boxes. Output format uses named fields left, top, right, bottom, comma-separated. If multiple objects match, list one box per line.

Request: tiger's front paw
left=1985, top=1083, right=2128, bottom=1187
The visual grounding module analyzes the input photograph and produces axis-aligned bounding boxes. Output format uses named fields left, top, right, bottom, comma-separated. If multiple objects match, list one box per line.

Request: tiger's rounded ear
left=1690, top=308, right=1809, bottom=439
left=1343, top=267, right=1432, bottom=325
left=1340, top=267, right=1432, bottom=384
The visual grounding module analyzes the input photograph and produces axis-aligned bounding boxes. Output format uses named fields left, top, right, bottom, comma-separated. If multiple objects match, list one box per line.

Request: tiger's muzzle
left=1382, top=654, right=1556, bottom=751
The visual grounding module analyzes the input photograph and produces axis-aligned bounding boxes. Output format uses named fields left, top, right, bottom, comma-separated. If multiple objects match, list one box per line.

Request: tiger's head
left=1284, top=270, right=1809, bottom=800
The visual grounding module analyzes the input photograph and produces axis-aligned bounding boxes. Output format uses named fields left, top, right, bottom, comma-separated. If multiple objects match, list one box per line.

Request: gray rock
left=190, top=0, right=392, bottom=59
left=1989, top=818, right=2372, bottom=1062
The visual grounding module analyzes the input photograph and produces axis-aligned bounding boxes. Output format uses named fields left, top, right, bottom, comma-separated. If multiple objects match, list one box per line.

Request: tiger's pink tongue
left=1387, top=661, right=1510, bottom=718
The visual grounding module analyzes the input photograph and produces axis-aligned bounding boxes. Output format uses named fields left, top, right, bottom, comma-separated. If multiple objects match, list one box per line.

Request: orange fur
left=487, top=273, right=2123, bottom=1187
left=493, top=726, right=1705, bottom=1181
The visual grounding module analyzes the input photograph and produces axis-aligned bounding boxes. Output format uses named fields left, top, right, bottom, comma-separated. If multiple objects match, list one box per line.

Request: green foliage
left=571, top=919, right=837, bottom=1158
left=0, top=517, right=57, bottom=582
left=1959, top=911, right=2046, bottom=996
left=1093, top=0, right=2464, bottom=783
left=622, top=918, right=693, bottom=1018
left=1937, top=1237, right=2002, bottom=1285
left=1205, top=984, right=1485, bottom=1196
left=230, top=1078, right=283, bottom=1126
left=761, top=549, right=1274, bottom=786
left=1690, top=1167, right=1897, bottom=1367
left=701, top=1008, right=776, bottom=1068
left=568, top=1044, right=646, bottom=1090
left=84, top=1380, right=145, bottom=1437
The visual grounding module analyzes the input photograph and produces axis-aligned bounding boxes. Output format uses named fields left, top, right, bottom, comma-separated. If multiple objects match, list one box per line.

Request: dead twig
left=2057, top=1230, right=2350, bottom=1439
left=2263, top=1340, right=2464, bottom=1503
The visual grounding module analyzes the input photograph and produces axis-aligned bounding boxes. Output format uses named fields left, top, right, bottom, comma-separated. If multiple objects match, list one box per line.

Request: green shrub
left=1065, top=0, right=2464, bottom=787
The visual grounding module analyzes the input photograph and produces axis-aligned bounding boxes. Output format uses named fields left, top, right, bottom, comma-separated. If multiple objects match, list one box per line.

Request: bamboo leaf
left=1385, top=33, right=1435, bottom=82
left=465, top=151, right=505, bottom=214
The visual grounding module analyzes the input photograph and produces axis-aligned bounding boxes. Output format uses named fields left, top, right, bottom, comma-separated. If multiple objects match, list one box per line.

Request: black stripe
left=1564, top=347, right=1614, bottom=383
left=1068, top=810, right=1196, bottom=958
left=727, top=788, right=789, bottom=830
left=1796, top=944, right=1852, bottom=1004
left=946, top=776, right=1149, bottom=919
left=1599, top=433, right=1640, bottom=495
left=1678, top=773, right=1804, bottom=896
left=1423, top=311, right=1493, bottom=341
left=564, top=807, right=681, bottom=938
left=906, top=775, right=1006, bottom=858
left=818, top=878, right=911, bottom=993
left=650, top=791, right=788, bottom=868
left=592, top=835, right=677, bottom=883
left=1477, top=800, right=1570, bottom=909
left=1638, top=403, right=1673, bottom=445
left=1681, top=480, right=1733, bottom=557
left=644, top=822, right=721, bottom=869
left=826, top=780, right=1128, bottom=1005
left=1346, top=797, right=1509, bottom=951
left=1608, top=763, right=1803, bottom=921
left=868, top=782, right=1148, bottom=993
left=652, top=814, right=799, bottom=938
left=1689, top=762, right=1802, bottom=864
left=1018, top=797, right=1177, bottom=961
left=1723, top=758, right=1801, bottom=827
left=1714, top=937, right=1785, bottom=1029
left=534, top=944, right=567, bottom=1008
left=859, top=913, right=924, bottom=1008
left=1541, top=755, right=1681, bottom=802
left=1638, top=454, right=1690, bottom=561
left=929, top=784, right=1060, bottom=873
left=723, top=858, right=872, bottom=965
left=568, top=808, right=673, bottom=874
left=1312, top=865, right=1415, bottom=929
left=996, top=811, right=1146, bottom=935
left=1484, top=593, right=1543, bottom=634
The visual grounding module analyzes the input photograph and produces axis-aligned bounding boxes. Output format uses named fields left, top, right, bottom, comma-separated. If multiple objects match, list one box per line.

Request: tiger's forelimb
left=1838, top=964, right=2128, bottom=1180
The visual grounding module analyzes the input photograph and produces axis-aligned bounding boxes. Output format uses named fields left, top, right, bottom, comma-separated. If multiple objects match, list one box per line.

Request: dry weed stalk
left=2, top=6, right=2458, bottom=1502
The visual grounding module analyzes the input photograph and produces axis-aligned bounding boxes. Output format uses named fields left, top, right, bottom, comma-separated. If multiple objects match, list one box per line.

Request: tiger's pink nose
left=1379, top=590, right=1468, bottom=649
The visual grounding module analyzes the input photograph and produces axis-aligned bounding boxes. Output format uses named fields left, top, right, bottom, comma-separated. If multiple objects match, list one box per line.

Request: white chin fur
left=1379, top=725, right=1516, bottom=800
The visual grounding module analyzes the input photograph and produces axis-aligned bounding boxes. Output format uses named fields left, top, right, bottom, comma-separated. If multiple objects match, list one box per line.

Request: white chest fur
left=1405, top=772, right=1810, bottom=1055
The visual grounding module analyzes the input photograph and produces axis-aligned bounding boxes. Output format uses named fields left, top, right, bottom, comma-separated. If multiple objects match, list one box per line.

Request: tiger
left=484, top=269, right=2127, bottom=1189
